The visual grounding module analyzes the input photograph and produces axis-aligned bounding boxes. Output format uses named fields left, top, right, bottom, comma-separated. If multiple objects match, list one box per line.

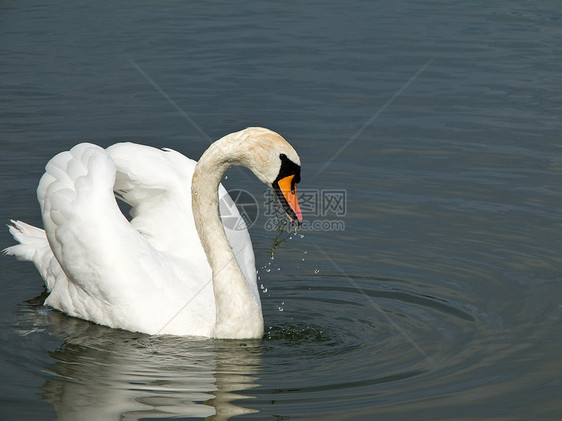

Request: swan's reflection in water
left=37, top=309, right=261, bottom=420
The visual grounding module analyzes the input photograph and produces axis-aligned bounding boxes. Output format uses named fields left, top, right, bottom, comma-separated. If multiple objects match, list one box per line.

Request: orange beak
left=277, top=174, right=303, bottom=224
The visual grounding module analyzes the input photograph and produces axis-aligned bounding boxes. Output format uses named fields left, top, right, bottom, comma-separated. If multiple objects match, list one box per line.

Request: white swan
left=5, top=127, right=303, bottom=339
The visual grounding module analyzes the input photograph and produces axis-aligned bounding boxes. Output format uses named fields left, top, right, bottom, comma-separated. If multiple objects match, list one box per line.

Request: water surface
left=1, top=1, right=561, bottom=419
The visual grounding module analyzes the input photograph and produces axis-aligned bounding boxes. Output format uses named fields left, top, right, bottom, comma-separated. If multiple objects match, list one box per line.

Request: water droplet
left=304, top=251, right=308, bottom=255
left=38, top=306, right=50, bottom=316
left=314, top=269, right=320, bottom=274
left=266, top=268, right=270, bottom=273
left=263, top=288, right=268, bottom=293
left=299, top=234, right=305, bottom=239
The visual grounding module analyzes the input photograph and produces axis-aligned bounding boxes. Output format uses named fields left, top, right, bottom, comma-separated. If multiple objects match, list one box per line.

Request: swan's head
left=232, top=127, right=303, bottom=224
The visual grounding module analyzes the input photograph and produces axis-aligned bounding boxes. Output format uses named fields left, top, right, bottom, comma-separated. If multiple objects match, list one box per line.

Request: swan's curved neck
left=191, top=135, right=264, bottom=339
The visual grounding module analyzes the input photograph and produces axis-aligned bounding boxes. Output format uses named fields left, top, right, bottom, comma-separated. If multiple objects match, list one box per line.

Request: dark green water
left=1, top=1, right=561, bottom=419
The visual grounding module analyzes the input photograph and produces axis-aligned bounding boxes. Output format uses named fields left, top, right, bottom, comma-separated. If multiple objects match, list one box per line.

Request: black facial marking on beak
left=272, top=154, right=302, bottom=224
left=275, top=154, right=301, bottom=185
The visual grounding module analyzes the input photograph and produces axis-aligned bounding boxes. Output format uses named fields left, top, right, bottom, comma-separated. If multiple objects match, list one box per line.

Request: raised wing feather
left=107, top=143, right=258, bottom=302
left=36, top=144, right=187, bottom=332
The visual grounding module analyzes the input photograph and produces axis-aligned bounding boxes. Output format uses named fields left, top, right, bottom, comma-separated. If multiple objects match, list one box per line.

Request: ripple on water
left=11, top=273, right=503, bottom=418
left=256, top=273, right=491, bottom=409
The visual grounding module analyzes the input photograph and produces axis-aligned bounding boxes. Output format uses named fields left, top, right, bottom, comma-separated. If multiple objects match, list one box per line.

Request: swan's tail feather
left=4, top=220, right=65, bottom=292
left=4, top=220, right=47, bottom=261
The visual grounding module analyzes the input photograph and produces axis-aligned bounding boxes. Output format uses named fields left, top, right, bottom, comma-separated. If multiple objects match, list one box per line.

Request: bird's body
left=5, top=128, right=302, bottom=339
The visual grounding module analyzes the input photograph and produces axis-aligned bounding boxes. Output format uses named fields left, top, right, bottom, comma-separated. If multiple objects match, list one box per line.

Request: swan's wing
left=37, top=143, right=185, bottom=331
left=110, top=143, right=259, bottom=299
left=108, top=143, right=259, bottom=303
left=107, top=143, right=201, bottom=252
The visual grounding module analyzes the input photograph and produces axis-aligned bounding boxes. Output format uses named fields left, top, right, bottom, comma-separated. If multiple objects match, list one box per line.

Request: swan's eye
left=276, top=153, right=301, bottom=187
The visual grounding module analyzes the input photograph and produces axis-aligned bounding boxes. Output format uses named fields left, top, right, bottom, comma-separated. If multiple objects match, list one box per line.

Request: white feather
left=5, top=128, right=300, bottom=338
